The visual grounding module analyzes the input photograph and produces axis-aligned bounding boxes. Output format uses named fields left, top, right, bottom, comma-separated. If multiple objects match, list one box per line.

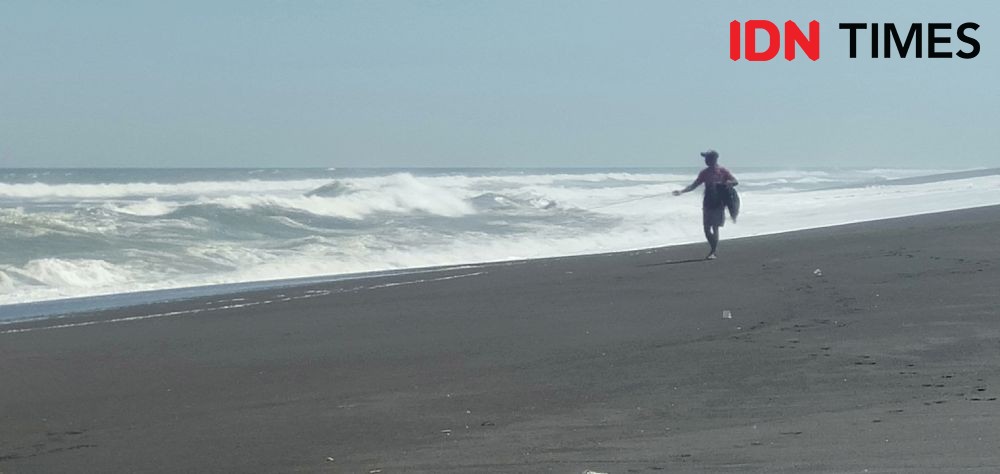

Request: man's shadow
left=637, top=258, right=706, bottom=267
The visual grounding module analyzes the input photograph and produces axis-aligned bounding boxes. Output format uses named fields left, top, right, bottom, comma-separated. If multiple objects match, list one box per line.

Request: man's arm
left=723, top=168, right=738, bottom=186
left=673, top=177, right=702, bottom=196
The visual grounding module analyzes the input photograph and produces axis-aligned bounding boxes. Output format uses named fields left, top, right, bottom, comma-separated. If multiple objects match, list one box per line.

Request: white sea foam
left=1, top=168, right=998, bottom=309
left=199, top=174, right=475, bottom=219
left=5, top=258, right=135, bottom=289
left=106, top=198, right=179, bottom=216
left=0, top=271, right=15, bottom=293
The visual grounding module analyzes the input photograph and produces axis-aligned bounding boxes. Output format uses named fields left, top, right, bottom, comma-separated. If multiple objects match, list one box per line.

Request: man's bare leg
left=704, top=224, right=719, bottom=259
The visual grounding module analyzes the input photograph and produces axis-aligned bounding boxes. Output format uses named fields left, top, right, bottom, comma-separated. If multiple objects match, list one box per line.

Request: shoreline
left=4, top=202, right=1000, bottom=326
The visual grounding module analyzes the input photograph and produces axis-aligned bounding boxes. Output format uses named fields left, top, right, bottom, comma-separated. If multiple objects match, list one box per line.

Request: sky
left=1, top=1, right=998, bottom=168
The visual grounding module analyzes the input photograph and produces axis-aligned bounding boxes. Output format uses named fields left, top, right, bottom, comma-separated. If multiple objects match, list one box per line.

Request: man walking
left=672, top=150, right=738, bottom=260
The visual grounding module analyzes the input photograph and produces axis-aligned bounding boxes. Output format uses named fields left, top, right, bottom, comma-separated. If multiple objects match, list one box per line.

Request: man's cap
left=700, top=149, right=719, bottom=160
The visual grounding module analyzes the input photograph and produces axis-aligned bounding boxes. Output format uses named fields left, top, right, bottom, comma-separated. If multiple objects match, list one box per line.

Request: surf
left=1, top=167, right=998, bottom=315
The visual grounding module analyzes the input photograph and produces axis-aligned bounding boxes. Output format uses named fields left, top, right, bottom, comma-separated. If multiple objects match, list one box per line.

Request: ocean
left=2, top=167, right=999, bottom=321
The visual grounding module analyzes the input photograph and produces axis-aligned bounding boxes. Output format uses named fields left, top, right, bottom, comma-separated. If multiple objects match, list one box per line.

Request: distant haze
left=1, top=1, right=998, bottom=168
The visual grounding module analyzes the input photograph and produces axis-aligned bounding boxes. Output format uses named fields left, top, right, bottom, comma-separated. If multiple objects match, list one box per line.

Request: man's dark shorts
left=703, top=206, right=725, bottom=227
left=703, top=183, right=728, bottom=227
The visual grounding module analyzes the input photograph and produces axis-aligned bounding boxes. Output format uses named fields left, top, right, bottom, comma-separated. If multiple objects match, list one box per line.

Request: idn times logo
left=730, top=21, right=981, bottom=61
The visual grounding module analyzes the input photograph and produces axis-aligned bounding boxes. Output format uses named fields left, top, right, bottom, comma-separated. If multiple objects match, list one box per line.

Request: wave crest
left=4, top=258, right=134, bottom=289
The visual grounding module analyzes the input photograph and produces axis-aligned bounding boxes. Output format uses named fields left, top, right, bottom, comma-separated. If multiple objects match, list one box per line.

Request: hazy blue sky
left=1, top=1, right=997, bottom=168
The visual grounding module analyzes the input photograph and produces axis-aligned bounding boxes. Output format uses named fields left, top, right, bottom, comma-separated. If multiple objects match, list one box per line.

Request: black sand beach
left=2, top=206, right=999, bottom=473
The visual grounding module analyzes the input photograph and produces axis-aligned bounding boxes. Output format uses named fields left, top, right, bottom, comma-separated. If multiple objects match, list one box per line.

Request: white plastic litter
left=722, top=310, right=733, bottom=319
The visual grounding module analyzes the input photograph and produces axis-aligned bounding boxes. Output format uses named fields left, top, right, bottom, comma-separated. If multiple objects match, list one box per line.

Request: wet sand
left=2, top=206, right=1000, bottom=473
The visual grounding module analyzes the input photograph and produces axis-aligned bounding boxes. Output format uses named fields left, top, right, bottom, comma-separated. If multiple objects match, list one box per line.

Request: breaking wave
left=1, top=167, right=998, bottom=310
